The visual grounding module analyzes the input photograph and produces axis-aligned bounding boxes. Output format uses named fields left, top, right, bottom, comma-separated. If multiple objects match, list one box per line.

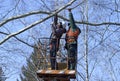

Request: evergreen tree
left=20, top=42, right=47, bottom=81
left=0, top=67, right=6, bottom=81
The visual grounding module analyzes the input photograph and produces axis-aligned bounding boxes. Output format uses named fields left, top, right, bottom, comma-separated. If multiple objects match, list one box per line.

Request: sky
left=0, top=0, right=120, bottom=81
left=0, top=0, right=67, bottom=81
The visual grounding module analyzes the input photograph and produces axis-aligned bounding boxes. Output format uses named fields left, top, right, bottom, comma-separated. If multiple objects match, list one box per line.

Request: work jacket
left=66, top=12, right=81, bottom=44
left=66, top=27, right=80, bottom=43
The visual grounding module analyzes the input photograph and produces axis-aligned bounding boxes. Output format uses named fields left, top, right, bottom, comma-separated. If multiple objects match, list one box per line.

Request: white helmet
left=61, top=21, right=66, bottom=28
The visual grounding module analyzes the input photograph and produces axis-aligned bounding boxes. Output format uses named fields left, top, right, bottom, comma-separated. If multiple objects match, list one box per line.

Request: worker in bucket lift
left=65, top=9, right=81, bottom=70
left=50, top=20, right=66, bottom=70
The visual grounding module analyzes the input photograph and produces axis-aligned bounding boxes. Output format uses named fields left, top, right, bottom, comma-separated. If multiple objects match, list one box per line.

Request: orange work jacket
left=66, top=28, right=80, bottom=43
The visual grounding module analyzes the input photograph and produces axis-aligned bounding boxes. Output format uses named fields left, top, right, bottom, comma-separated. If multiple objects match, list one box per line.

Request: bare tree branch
left=0, top=0, right=76, bottom=45
left=0, top=11, right=50, bottom=27
left=0, top=27, right=34, bottom=48
left=1, top=9, right=120, bottom=28
left=89, top=27, right=120, bottom=52
left=58, top=15, right=120, bottom=26
left=0, top=1, right=120, bottom=28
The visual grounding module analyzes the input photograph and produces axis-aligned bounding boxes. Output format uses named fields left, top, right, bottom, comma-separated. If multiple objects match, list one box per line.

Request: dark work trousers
left=67, top=43, right=77, bottom=70
left=50, top=39, right=59, bottom=70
